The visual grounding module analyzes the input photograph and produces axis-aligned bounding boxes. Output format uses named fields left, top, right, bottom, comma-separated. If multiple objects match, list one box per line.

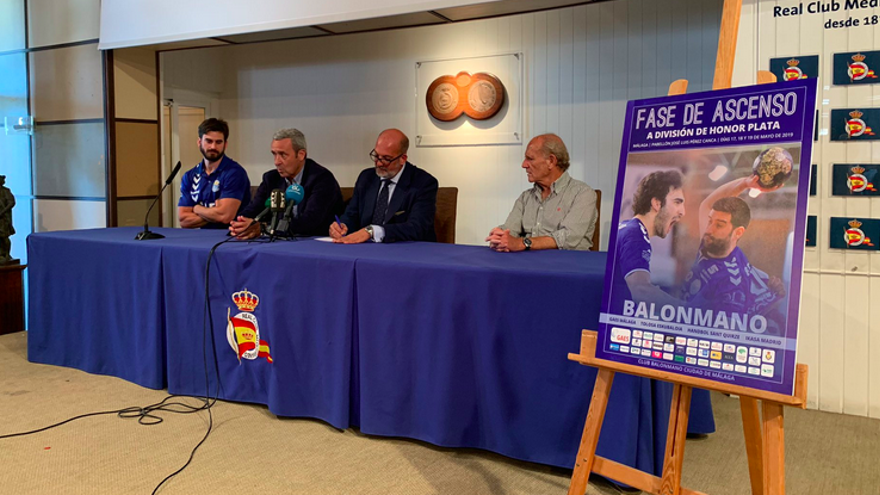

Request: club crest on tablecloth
left=226, top=288, right=273, bottom=363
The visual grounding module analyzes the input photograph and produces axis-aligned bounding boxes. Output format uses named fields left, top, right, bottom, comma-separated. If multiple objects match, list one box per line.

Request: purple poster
left=597, top=80, right=817, bottom=396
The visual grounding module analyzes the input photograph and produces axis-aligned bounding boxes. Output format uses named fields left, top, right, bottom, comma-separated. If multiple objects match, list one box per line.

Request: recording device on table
left=135, top=161, right=181, bottom=240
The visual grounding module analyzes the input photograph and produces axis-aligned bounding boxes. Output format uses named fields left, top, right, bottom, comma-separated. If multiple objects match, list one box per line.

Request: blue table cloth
left=159, top=233, right=357, bottom=428
left=27, top=227, right=714, bottom=473
left=350, top=244, right=714, bottom=473
left=26, top=228, right=205, bottom=388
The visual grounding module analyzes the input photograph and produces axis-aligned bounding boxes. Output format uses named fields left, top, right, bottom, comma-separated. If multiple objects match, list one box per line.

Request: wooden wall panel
left=29, top=43, right=103, bottom=121
left=115, top=122, right=160, bottom=198
left=114, top=48, right=159, bottom=121
left=27, top=0, right=100, bottom=48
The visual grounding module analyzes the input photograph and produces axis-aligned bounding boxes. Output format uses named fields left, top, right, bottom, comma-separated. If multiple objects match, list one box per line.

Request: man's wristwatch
left=365, top=225, right=374, bottom=239
left=522, top=237, right=532, bottom=251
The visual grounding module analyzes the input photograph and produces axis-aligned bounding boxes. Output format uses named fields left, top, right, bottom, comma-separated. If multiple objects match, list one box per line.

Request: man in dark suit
left=330, top=129, right=438, bottom=243
left=229, top=128, right=342, bottom=239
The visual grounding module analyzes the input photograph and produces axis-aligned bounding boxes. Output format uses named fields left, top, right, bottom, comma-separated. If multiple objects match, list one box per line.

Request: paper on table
left=313, top=237, right=334, bottom=242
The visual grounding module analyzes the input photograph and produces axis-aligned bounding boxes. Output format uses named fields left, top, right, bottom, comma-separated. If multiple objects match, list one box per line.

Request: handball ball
left=752, top=147, right=793, bottom=190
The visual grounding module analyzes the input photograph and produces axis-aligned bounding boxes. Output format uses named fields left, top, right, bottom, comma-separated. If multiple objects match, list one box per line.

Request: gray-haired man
left=230, top=128, right=343, bottom=239
left=487, top=134, right=598, bottom=252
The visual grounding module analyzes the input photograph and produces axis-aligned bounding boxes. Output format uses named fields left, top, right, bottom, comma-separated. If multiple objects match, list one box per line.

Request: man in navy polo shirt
left=178, top=118, right=251, bottom=229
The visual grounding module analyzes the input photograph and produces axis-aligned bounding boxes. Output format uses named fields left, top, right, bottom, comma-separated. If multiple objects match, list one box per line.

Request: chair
left=339, top=186, right=458, bottom=244
left=341, top=187, right=354, bottom=207
left=434, top=187, right=458, bottom=244
left=590, top=189, right=602, bottom=252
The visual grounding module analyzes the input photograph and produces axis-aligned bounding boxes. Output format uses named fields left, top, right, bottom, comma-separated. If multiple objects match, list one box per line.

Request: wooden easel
left=567, top=331, right=807, bottom=495
left=567, top=2, right=810, bottom=494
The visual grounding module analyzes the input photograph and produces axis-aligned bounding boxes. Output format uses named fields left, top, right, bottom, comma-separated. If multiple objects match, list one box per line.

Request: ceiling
left=159, top=0, right=604, bottom=50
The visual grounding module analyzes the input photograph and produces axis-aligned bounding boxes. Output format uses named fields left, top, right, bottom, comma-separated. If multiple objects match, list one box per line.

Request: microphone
left=267, top=189, right=286, bottom=236
left=135, top=161, right=182, bottom=240
left=251, top=197, right=273, bottom=223
left=275, top=184, right=304, bottom=235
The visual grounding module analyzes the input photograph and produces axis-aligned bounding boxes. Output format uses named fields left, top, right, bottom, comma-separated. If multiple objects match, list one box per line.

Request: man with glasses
left=330, top=129, right=438, bottom=243
left=229, top=128, right=343, bottom=239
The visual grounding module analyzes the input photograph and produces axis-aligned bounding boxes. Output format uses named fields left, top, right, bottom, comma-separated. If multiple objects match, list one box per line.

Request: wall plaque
left=426, top=72, right=505, bottom=121
left=415, top=53, right=522, bottom=147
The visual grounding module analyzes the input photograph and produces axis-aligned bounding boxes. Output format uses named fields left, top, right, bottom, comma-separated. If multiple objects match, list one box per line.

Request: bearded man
left=178, top=118, right=251, bottom=229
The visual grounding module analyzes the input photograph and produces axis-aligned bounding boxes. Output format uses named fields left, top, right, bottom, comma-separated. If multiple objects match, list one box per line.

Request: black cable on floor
left=0, top=227, right=279, bottom=494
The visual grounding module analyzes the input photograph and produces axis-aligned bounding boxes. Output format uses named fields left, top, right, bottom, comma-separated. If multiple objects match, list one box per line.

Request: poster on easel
left=596, top=79, right=817, bottom=395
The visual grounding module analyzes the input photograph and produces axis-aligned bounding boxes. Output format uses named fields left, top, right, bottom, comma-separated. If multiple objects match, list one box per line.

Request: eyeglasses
left=369, top=149, right=405, bottom=165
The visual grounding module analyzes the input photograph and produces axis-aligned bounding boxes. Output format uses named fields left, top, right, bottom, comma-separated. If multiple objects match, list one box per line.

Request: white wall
left=733, top=0, right=880, bottom=418
left=164, top=0, right=723, bottom=248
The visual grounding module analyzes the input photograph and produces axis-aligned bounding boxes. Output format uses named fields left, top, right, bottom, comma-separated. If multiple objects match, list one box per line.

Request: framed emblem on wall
left=830, top=108, right=880, bottom=141
left=415, top=53, right=522, bottom=147
left=833, top=51, right=880, bottom=85
left=769, top=55, right=819, bottom=82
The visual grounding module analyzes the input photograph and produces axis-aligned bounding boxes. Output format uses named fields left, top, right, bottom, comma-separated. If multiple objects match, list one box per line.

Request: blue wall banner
left=810, top=164, right=817, bottom=196
left=598, top=80, right=817, bottom=396
left=829, top=217, right=880, bottom=251
left=830, top=108, right=880, bottom=141
left=833, top=51, right=880, bottom=86
left=832, top=164, right=880, bottom=196
left=770, top=55, right=819, bottom=82
left=806, top=216, right=817, bottom=247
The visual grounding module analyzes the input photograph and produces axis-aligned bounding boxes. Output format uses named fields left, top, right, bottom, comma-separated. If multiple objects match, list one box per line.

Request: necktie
left=372, top=179, right=392, bottom=225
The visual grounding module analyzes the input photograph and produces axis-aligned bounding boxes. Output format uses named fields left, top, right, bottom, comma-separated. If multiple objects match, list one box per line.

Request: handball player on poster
left=597, top=80, right=817, bottom=395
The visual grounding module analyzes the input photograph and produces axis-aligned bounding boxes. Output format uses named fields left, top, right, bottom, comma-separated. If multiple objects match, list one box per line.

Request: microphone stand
left=135, top=161, right=181, bottom=240
left=266, top=190, right=285, bottom=242
left=274, top=199, right=297, bottom=237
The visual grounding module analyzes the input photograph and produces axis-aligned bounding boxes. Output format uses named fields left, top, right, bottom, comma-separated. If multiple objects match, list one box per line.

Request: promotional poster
left=597, top=80, right=817, bottom=396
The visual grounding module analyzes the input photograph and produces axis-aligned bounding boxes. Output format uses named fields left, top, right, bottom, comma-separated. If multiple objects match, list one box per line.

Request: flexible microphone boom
left=252, top=197, right=273, bottom=223
left=135, top=161, right=182, bottom=240
left=274, top=184, right=304, bottom=235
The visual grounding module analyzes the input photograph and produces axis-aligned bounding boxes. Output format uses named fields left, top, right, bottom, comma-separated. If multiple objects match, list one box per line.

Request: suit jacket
left=242, top=158, right=343, bottom=236
left=340, top=162, right=438, bottom=242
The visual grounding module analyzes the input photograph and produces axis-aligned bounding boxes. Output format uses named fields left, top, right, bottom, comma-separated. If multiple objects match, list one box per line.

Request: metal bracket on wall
left=3, top=116, right=34, bottom=136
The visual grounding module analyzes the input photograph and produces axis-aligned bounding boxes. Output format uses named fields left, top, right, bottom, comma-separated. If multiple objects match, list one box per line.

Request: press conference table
left=27, top=227, right=714, bottom=474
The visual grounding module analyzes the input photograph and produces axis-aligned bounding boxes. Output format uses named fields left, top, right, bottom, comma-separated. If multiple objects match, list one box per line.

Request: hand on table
left=329, top=221, right=348, bottom=239
left=334, top=228, right=371, bottom=244
left=229, top=216, right=260, bottom=240
left=486, top=228, right=524, bottom=252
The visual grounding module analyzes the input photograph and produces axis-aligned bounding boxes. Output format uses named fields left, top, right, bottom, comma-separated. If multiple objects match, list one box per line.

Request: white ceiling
left=206, top=0, right=600, bottom=47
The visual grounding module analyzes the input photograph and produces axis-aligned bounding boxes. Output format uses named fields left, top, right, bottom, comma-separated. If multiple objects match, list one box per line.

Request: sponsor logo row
left=608, top=327, right=776, bottom=378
